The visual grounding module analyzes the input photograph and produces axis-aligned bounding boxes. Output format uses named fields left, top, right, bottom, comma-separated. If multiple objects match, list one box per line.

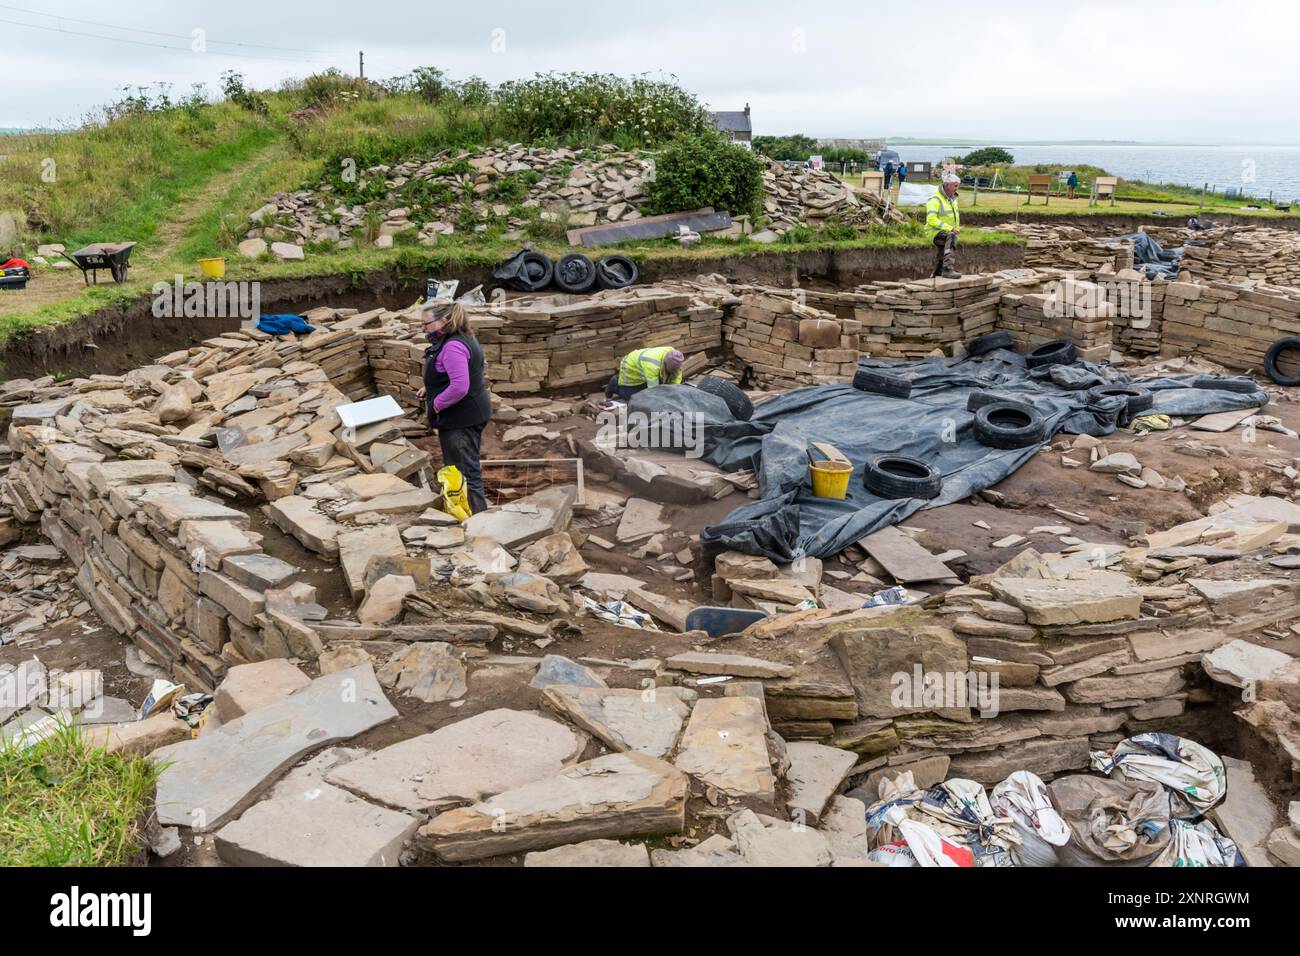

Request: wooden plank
left=858, top=525, right=955, bottom=584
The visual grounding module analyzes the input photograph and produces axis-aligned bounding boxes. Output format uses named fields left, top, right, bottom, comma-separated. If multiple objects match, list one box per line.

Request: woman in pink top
left=416, top=302, right=492, bottom=514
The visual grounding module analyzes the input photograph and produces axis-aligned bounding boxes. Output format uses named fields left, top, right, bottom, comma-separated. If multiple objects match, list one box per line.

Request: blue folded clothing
left=257, top=314, right=316, bottom=336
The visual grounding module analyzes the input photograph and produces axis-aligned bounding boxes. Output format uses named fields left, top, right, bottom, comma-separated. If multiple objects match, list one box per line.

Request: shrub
left=295, top=68, right=373, bottom=109
left=961, top=146, right=1014, bottom=166
left=495, top=72, right=709, bottom=148
left=221, top=71, right=269, bottom=116
left=647, top=132, right=765, bottom=219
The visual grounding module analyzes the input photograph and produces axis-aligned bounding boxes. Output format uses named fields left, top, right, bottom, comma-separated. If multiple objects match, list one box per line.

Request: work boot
left=939, top=269, right=963, bottom=279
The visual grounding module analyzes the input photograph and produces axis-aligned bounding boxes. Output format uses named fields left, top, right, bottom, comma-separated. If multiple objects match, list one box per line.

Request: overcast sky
left=0, top=0, right=1294, bottom=142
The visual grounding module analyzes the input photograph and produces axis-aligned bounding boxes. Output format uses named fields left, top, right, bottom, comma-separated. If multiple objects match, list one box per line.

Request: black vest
left=423, top=333, right=492, bottom=429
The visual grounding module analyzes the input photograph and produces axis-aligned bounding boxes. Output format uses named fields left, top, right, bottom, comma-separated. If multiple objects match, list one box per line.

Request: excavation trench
left=0, top=243, right=1024, bottom=381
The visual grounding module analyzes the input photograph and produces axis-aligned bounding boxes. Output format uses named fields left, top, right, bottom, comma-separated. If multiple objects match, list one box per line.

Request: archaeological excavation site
left=4, top=214, right=1300, bottom=872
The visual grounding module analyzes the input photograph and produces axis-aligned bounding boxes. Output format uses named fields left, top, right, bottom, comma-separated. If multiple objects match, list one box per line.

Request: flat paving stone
left=541, top=685, right=694, bottom=758
left=154, top=665, right=397, bottom=831
left=325, top=708, right=584, bottom=813
left=673, top=697, right=776, bottom=810
left=418, top=751, right=687, bottom=862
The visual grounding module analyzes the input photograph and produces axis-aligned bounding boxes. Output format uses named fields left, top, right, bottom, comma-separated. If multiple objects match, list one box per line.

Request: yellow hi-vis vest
left=617, top=346, right=683, bottom=387
left=924, top=190, right=960, bottom=237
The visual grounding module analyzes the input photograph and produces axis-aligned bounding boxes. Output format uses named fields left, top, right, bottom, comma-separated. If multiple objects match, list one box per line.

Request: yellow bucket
left=809, top=459, right=853, bottom=499
left=198, top=257, right=226, bottom=279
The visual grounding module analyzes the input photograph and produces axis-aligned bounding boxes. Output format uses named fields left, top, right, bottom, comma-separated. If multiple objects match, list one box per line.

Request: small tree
left=961, top=146, right=1013, bottom=166
left=647, top=132, right=765, bottom=219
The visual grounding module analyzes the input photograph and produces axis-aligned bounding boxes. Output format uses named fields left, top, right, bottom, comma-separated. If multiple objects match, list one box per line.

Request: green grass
left=0, top=721, right=161, bottom=866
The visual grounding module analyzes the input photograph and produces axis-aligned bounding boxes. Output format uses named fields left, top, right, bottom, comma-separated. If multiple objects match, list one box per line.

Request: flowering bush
left=495, top=72, right=709, bottom=148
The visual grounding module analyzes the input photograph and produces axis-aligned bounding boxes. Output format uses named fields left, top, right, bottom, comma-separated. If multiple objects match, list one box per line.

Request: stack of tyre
left=493, top=250, right=640, bottom=294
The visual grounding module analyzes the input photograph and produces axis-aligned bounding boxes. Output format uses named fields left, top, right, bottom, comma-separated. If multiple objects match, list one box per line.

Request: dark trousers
left=883, top=169, right=894, bottom=189
left=605, top=374, right=647, bottom=402
left=438, top=423, right=487, bottom=514
left=932, top=230, right=958, bottom=276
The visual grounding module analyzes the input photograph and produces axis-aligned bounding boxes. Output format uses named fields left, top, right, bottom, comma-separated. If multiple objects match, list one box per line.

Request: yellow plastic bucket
left=198, top=257, right=226, bottom=278
left=809, top=460, right=853, bottom=499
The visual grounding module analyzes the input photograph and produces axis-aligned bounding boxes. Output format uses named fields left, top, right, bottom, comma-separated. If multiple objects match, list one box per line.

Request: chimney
left=744, top=103, right=750, bottom=117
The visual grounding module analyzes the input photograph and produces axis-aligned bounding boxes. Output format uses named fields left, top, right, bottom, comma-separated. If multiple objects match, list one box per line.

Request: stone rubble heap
left=0, top=316, right=486, bottom=690
left=242, top=146, right=911, bottom=258
left=244, top=145, right=653, bottom=255
left=761, top=159, right=907, bottom=235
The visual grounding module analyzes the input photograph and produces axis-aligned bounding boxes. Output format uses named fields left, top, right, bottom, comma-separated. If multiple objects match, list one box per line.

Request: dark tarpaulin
left=1105, top=232, right=1184, bottom=280
left=629, top=351, right=1268, bottom=562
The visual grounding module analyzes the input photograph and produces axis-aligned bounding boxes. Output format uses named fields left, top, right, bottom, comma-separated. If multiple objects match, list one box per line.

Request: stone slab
left=154, top=665, right=397, bottom=830
left=326, top=708, right=584, bottom=813
left=418, top=752, right=687, bottom=861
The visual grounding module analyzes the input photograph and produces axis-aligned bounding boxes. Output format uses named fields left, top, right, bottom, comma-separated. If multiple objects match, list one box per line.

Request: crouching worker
left=606, top=346, right=684, bottom=401
left=416, top=301, right=491, bottom=515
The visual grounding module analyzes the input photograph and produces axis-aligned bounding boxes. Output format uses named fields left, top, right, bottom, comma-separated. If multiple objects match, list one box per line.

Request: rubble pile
left=243, top=147, right=912, bottom=259
left=0, top=543, right=89, bottom=645
left=761, top=159, right=907, bottom=235
left=0, top=318, right=481, bottom=689
left=245, top=145, right=654, bottom=254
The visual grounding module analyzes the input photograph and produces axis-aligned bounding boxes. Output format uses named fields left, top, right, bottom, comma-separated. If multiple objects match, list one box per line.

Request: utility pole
left=359, top=51, right=364, bottom=79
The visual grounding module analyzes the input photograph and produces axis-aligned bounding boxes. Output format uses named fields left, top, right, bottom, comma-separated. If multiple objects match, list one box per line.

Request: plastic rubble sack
left=991, top=770, right=1072, bottom=867
left=1047, top=774, right=1171, bottom=867
left=863, top=771, right=925, bottom=847
left=579, top=596, right=659, bottom=630
left=1154, top=819, right=1246, bottom=868
left=919, top=778, right=1020, bottom=867
left=436, top=465, right=472, bottom=521
left=1090, top=732, right=1227, bottom=819
left=884, top=805, right=975, bottom=867
left=866, top=841, right=920, bottom=867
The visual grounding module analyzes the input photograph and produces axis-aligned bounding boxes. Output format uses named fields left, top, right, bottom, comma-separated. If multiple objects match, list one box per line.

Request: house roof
left=711, top=111, right=752, bottom=134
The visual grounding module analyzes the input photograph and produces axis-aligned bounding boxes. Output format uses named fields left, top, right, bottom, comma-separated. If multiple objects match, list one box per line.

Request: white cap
left=942, top=172, right=960, bottom=185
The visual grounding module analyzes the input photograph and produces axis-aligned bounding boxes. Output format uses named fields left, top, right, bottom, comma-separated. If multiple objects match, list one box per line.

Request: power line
left=0, top=16, right=334, bottom=64
left=0, top=4, right=343, bottom=59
